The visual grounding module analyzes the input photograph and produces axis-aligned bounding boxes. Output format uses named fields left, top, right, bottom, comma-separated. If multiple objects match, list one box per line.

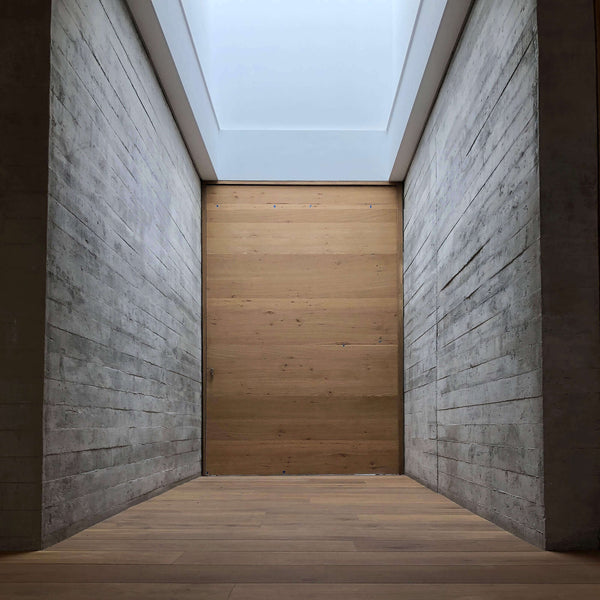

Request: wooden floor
left=1, top=476, right=600, bottom=599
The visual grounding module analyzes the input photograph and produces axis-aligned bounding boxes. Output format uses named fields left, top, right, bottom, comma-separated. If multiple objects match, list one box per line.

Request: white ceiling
left=127, top=0, right=472, bottom=181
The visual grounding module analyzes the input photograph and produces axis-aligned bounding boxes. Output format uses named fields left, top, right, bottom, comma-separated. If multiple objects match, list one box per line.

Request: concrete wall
left=0, top=0, right=51, bottom=551
left=43, top=0, right=203, bottom=545
left=404, top=0, right=544, bottom=546
left=537, top=0, right=600, bottom=550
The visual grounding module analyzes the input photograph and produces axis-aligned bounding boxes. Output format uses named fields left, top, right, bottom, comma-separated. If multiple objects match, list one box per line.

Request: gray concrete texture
left=404, top=0, right=544, bottom=547
left=42, top=0, right=203, bottom=545
left=0, top=0, right=203, bottom=551
left=404, top=0, right=600, bottom=550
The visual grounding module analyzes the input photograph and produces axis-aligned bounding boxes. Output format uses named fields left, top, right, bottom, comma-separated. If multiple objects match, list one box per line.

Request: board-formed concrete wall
left=404, top=0, right=544, bottom=546
left=43, top=0, right=203, bottom=545
left=0, top=0, right=51, bottom=551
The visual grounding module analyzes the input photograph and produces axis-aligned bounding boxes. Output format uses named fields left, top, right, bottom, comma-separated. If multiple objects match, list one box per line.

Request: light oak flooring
left=1, top=475, right=600, bottom=599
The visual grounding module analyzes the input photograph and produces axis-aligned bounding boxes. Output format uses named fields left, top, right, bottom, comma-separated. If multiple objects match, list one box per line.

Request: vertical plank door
left=204, top=184, right=401, bottom=474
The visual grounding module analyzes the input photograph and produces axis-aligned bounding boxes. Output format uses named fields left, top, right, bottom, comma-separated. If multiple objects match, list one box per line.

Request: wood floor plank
left=2, top=563, right=600, bottom=584
left=228, top=583, right=600, bottom=600
left=0, top=550, right=183, bottom=564
left=70, top=527, right=536, bottom=541
left=353, top=537, right=542, bottom=552
left=172, top=550, right=600, bottom=566
left=0, top=583, right=233, bottom=600
left=47, top=539, right=357, bottom=553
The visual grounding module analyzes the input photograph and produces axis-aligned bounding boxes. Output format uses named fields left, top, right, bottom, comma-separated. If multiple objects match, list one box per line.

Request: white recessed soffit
left=127, top=0, right=471, bottom=181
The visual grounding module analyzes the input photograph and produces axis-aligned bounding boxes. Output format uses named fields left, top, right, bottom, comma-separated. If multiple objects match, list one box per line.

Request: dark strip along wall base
left=0, top=0, right=51, bottom=552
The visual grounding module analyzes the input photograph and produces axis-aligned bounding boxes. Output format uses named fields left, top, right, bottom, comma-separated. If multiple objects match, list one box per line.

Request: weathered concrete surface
left=404, top=0, right=544, bottom=547
left=0, top=0, right=51, bottom=551
left=537, top=0, right=600, bottom=551
left=43, top=0, right=203, bottom=546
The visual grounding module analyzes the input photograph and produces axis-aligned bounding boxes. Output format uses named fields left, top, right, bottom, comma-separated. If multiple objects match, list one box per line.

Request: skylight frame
left=126, top=0, right=472, bottom=181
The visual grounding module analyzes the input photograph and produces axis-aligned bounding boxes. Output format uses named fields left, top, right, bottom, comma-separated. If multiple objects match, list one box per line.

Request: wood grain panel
left=205, top=442, right=400, bottom=475
left=208, top=345, right=397, bottom=397
left=207, top=208, right=398, bottom=224
left=207, top=254, right=397, bottom=299
left=207, top=395, right=398, bottom=419
left=207, top=299, right=398, bottom=346
left=204, top=185, right=398, bottom=207
left=206, top=418, right=398, bottom=441
left=205, top=185, right=400, bottom=474
left=208, top=223, right=397, bottom=254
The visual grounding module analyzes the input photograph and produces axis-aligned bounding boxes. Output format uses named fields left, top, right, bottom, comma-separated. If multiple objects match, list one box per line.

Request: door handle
left=209, top=368, right=214, bottom=379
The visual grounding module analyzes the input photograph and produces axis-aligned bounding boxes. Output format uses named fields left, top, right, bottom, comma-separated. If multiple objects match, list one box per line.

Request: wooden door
left=204, top=184, right=401, bottom=474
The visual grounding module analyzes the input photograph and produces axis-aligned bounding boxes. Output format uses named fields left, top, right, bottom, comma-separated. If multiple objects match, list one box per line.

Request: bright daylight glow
left=147, top=0, right=461, bottom=180
left=182, top=0, right=419, bottom=131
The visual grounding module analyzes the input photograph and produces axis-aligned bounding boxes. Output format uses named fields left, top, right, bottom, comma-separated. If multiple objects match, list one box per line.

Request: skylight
left=128, top=0, right=471, bottom=181
left=183, top=0, right=417, bottom=132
